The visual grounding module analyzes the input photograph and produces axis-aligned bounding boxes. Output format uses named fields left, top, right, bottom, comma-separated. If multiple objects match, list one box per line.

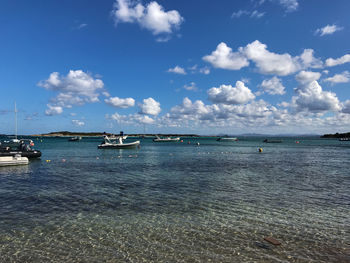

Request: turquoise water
left=0, top=136, right=349, bottom=262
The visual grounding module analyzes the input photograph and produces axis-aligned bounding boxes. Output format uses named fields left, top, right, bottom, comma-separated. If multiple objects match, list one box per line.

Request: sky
left=1, top=0, right=350, bottom=135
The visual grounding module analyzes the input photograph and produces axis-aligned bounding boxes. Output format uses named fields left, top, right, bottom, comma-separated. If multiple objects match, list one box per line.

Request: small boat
left=0, top=139, right=41, bottom=159
left=68, top=136, right=82, bottom=141
left=98, top=132, right=140, bottom=149
left=339, top=138, right=350, bottom=141
left=263, top=139, right=283, bottom=143
left=153, top=135, right=180, bottom=142
left=0, top=155, right=29, bottom=167
left=216, top=137, right=238, bottom=141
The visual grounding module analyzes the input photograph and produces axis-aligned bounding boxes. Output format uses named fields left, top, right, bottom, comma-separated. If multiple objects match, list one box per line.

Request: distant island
left=31, top=131, right=201, bottom=138
left=321, top=132, right=350, bottom=138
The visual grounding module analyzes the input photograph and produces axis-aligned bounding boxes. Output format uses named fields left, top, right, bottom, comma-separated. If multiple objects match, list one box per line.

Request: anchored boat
left=0, top=139, right=41, bottom=158
left=98, top=132, right=140, bottom=149
left=153, top=135, right=180, bottom=142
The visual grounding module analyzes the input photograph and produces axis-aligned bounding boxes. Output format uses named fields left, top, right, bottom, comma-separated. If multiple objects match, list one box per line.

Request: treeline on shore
left=31, top=131, right=200, bottom=137
left=321, top=132, right=350, bottom=138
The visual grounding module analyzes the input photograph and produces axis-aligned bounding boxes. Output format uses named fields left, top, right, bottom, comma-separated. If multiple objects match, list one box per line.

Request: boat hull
left=98, top=141, right=140, bottom=149
left=0, top=156, right=29, bottom=167
left=153, top=138, right=180, bottom=142
left=0, top=150, right=41, bottom=159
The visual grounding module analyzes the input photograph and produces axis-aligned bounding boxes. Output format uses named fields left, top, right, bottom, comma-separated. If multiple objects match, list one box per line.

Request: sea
left=0, top=136, right=349, bottom=262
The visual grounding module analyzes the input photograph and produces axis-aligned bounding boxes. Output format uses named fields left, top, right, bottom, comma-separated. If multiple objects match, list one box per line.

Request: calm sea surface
left=0, top=136, right=349, bottom=262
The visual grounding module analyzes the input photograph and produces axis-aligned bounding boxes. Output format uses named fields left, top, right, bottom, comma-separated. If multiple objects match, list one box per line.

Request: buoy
left=180, top=140, right=183, bottom=142
left=258, top=148, right=263, bottom=153
left=295, top=141, right=300, bottom=144
left=196, top=142, right=200, bottom=146
left=62, top=159, right=66, bottom=162
left=46, top=160, right=51, bottom=163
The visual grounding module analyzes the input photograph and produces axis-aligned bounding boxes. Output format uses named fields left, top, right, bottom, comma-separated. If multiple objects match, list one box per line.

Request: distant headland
left=30, top=131, right=201, bottom=137
left=321, top=132, right=350, bottom=138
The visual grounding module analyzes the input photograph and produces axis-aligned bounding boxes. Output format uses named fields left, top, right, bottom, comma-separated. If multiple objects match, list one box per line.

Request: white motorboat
left=98, top=134, right=140, bottom=149
left=216, top=137, right=238, bottom=141
left=0, top=155, right=29, bottom=167
left=153, top=136, right=180, bottom=142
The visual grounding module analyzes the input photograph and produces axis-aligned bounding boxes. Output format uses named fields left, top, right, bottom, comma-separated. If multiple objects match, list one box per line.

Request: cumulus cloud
left=139, top=97, right=161, bottom=115
left=45, top=104, right=63, bottom=116
left=203, top=42, right=249, bottom=70
left=291, top=80, right=341, bottom=113
left=39, top=70, right=104, bottom=114
left=167, top=65, right=186, bottom=75
left=243, top=40, right=300, bottom=76
left=170, top=97, right=214, bottom=121
left=105, top=96, right=135, bottom=108
left=300, top=49, right=323, bottom=69
left=259, top=76, right=286, bottom=95
left=295, top=71, right=321, bottom=85
left=325, top=54, right=350, bottom=67
left=109, top=112, right=155, bottom=124
left=208, top=81, right=255, bottom=105
left=72, top=119, right=85, bottom=126
left=112, top=0, right=183, bottom=37
left=315, top=24, right=343, bottom=36
left=341, top=100, right=350, bottom=114
left=324, top=71, right=350, bottom=84
left=204, top=40, right=323, bottom=76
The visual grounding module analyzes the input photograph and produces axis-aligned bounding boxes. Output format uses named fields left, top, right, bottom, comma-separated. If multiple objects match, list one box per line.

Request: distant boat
left=0, top=155, right=29, bottom=167
left=153, top=135, right=180, bottom=142
left=98, top=132, right=140, bottom=149
left=68, top=136, right=82, bottom=141
left=339, top=138, right=350, bottom=141
left=216, top=137, right=238, bottom=141
left=263, top=139, right=283, bottom=143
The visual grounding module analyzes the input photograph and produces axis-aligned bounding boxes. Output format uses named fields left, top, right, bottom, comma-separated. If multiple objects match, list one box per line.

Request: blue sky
left=1, top=0, right=350, bottom=135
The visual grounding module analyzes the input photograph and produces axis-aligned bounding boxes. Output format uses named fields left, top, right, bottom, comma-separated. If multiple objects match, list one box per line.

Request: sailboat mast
left=14, top=102, right=17, bottom=140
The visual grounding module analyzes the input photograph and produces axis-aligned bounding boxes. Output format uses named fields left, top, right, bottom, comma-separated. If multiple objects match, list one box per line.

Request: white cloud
left=250, top=10, right=265, bottom=18
left=45, top=104, right=63, bottom=116
left=105, top=96, right=135, bottom=108
left=341, top=100, right=350, bottom=114
left=183, top=82, right=198, bottom=91
left=315, top=24, right=343, bottom=36
left=324, top=71, right=350, bottom=84
left=231, top=9, right=264, bottom=18
left=109, top=112, right=155, bottom=124
left=170, top=97, right=214, bottom=121
left=199, top=67, right=210, bottom=75
left=167, top=65, right=186, bottom=75
left=39, top=70, right=104, bottom=114
left=203, top=42, right=249, bottom=70
left=291, top=81, right=341, bottom=113
left=259, top=76, right=286, bottom=95
left=325, top=54, right=350, bottom=67
left=300, top=49, right=323, bottom=69
left=278, top=0, right=299, bottom=12
left=203, top=41, right=322, bottom=76
left=243, top=40, right=300, bottom=76
left=231, top=10, right=250, bottom=18
left=208, top=81, right=255, bottom=105
left=72, top=119, right=85, bottom=126
left=295, top=71, right=321, bottom=85
left=112, top=0, right=183, bottom=37
left=139, top=97, right=161, bottom=115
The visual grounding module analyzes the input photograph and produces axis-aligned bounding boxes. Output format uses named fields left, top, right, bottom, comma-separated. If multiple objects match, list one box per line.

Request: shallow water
left=0, top=136, right=349, bottom=262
